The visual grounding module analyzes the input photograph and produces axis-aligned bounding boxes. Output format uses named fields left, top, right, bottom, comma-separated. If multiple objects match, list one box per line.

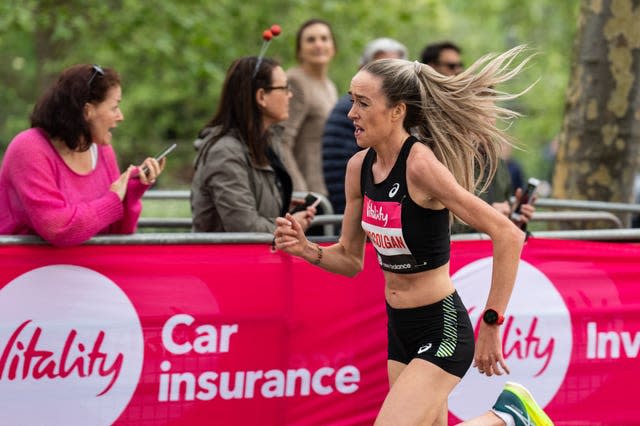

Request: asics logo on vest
left=388, top=183, right=400, bottom=198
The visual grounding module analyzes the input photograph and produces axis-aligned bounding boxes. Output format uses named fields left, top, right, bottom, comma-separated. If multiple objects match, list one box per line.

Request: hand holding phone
left=141, top=143, right=177, bottom=176
left=290, top=193, right=320, bottom=214
left=510, top=177, right=540, bottom=222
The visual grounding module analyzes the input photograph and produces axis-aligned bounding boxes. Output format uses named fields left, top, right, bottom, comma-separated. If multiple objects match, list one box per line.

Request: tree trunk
left=552, top=0, right=640, bottom=228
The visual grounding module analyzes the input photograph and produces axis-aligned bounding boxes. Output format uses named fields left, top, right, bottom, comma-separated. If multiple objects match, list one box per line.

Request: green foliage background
left=0, top=0, right=579, bottom=188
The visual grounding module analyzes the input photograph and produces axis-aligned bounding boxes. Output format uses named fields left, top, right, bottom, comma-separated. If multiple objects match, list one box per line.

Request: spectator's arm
left=7, top=144, right=124, bottom=246
left=101, top=145, right=150, bottom=235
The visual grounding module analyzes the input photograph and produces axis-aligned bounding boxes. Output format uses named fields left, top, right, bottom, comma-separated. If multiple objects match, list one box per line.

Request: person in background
left=279, top=18, right=338, bottom=197
left=191, top=56, right=316, bottom=233
left=422, top=40, right=535, bottom=232
left=0, top=64, right=164, bottom=246
left=421, top=40, right=464, bottom=77
left=451, top=156, right=535, bottom=234
left=501, top=143, right=524, bottom=194
left=453, top=115, right=535, bottom=234
left=274, top=46, right=553, bottom=425
left=323, top=37, right=408, bottom=214
left=536, top=134, right=559, bottom=199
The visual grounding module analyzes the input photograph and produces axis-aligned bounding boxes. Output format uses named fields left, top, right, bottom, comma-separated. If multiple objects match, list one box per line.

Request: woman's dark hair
left=420, top=41, right=462, bottom=66
left=295, top=18, right=336, bottom=62
left=30, top=64, right=121, bottom=152
left=197, top=56, right=279, bottom=167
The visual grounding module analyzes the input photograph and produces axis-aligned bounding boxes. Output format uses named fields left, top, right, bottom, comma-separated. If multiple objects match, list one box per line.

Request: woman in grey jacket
left=191, top=57, right=316, bottom=233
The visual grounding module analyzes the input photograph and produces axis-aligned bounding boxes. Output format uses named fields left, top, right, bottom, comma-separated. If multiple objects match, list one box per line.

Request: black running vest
left=360, top=136, right=450, bottom=274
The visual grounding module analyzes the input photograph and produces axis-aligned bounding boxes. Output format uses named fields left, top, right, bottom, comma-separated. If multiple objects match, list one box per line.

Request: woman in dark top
left=273, top=47, right=553, bottom=426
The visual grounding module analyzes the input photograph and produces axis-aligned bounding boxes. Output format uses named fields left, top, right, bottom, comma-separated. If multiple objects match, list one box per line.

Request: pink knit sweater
left=0, top=128, right=149, bottom=246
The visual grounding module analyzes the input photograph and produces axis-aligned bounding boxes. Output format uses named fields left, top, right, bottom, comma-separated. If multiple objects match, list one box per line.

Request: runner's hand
left=274, top=213, right=308, bottom=256
left=473, top=322, right=510, bottom=377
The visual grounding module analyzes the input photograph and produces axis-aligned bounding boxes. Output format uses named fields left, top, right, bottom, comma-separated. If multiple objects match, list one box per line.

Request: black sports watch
left=482, top=308, right=504, bottom=325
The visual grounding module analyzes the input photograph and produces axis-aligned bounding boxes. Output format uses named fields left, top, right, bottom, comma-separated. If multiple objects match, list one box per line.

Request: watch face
left=483, top=309, right=499, bottom=324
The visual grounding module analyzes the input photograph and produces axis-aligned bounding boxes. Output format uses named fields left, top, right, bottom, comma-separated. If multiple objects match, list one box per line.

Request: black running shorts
left=386, top=291, right=475, bottom=378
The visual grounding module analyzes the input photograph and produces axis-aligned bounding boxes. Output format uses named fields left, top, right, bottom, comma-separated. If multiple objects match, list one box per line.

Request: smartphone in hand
left=141, top=143, right=177, bottom=175
left=510, top=177, right=540, bottom=222
left=290, top=193, right=321, bottom=214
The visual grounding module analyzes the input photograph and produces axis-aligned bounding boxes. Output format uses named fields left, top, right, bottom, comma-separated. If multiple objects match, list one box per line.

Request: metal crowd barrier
left=535, top=198, right=640, bottom=214
left=516, top=211, right=623, bottom=228
left=138, top=211, right=625, bottom=232
left=138, top=192, right=640, bottom=237
left=3, top=229, right=640, bottom=246
left=0, top=233, right=274, bottom=245
left=144, top=190, right=335, bottom=235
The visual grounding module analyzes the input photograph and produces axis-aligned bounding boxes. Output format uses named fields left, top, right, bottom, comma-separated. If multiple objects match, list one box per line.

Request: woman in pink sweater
left=0, top=64, right=164, bottom=246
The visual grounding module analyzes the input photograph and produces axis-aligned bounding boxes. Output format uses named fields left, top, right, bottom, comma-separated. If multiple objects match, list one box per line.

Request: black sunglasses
left=87, top=64, right=104, bottom=87
left=265, top=83, right=291, bottom=92
left=439, top=61, right=464, bottom=71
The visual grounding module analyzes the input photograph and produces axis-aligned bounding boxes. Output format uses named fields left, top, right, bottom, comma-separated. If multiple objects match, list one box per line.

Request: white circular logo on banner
left=449, top=258, right=571, bottom=420
left=0, top=265, right=143, bottom=425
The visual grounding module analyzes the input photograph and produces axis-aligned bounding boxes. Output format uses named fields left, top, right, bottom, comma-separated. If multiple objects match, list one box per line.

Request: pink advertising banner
left=0, top=238, right=638, bottom=425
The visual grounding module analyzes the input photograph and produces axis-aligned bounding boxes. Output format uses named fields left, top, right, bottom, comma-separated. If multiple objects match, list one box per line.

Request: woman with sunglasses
left=191, top=56, right=316, bottom=233
left=0, top=64, right=164, bottom=246
left=274, top=46, right=553, bottom=426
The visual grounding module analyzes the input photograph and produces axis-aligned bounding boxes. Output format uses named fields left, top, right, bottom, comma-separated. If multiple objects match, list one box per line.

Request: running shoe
left=491, top=381, right=554, bottom=426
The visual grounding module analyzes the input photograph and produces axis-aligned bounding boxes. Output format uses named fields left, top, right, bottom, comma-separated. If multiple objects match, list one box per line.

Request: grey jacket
left=191, top=127, right=289, bottom=233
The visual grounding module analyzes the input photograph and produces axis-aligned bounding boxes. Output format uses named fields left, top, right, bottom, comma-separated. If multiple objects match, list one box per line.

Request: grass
left=141, top=199, right=191, bottom=218
left=138, top=198, right=192, bottom=233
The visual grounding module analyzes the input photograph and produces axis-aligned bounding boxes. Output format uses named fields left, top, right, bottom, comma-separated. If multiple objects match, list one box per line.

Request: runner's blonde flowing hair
left=361, top=45, right=535, bottom=201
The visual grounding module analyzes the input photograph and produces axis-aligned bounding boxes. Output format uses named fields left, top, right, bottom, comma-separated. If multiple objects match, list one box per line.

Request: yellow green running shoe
left=491, top=381, right=554, bottom=426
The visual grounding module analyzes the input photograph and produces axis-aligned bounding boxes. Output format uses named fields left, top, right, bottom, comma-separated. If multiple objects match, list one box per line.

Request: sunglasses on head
left=87, top=64, right=104, bottom=87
